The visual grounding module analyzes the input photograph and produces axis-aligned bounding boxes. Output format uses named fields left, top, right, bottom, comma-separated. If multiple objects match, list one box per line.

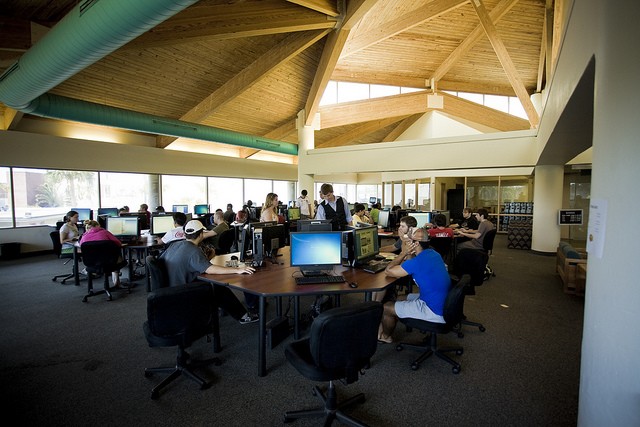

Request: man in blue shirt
left=378, top=227, right=450, bottom=343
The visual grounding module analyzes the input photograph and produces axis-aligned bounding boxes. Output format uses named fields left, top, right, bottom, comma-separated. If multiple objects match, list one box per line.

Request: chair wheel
left=82, top=297, right=88, bottom=302
left=452, top=366, right=461, bottom=374
left=395, top=344, right=403, bottom=351
left=144, top=371, right=153, bottom=378
left=456, top=349, right=464, bottom=355
left=52, top=278, right=57, bottom=282
left=201, top=382, right=211, bottom=390
left=284, top=416, right=293, bottom=423
left=151, top=390, right=159, bottom=400
left=411, top=362, right=419, bottom=371
left=479, top=326, right=486, bottom=332
left=457, top=331, right=464, bottom=338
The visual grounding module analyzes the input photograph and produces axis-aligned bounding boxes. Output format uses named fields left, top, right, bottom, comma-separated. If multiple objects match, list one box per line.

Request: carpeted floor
left=0, top=234, right=583, bottom=426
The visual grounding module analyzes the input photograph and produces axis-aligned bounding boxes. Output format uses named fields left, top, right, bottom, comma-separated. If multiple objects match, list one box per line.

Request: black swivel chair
left=482, top=228, right=497, bottom=278
left=395, top=276, right=469, bottom=374
left=50, top=230, right=75, bottom=284
left=283, top=301, right=383, bottom=427
left=428, top=236, right=453, bottom=265
left=143, top=282, right=222, bottom=400
left=80, top=241, right=128, bottom=302
left=453, top=249, right=488, bottom=335
left=215, top=229, right=236, bottom=255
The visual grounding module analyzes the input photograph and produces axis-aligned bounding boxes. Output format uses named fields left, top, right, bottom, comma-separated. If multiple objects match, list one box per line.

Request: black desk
left=199, top=248, right=395, bottom=377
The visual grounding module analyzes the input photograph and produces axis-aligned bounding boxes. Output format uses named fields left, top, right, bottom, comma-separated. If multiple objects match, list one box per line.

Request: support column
left=531, top=164, right=563, bottom=253
left=296, top=109, right=317, bottom=199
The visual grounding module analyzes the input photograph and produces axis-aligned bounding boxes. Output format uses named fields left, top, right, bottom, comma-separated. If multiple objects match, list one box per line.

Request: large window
left=405, top=183, right=416, bottom=209
left=244, top=179, right=272, bottom=210
left=161, top=175, right=207, bottom=212
left=273, top=180, right=295, bottom=206
left=418, top=182, right=430, bottom=211
left=0, top=167, right=13, bottom=228
left=101, top=172, right=156, bottom=213
left=209, top=177, right=243, bottom=212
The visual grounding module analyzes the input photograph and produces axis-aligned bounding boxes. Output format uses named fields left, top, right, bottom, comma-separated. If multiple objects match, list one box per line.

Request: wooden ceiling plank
left=316, top=115, right=407, bottom=148
left=2, top=107, right=24, bottom=130
left=441, top=92, right=530, bottom=131
left=470, top=0, right=539, bottom=127
left=431, top=0, right=520, bottom=82
left=383, top=114, right=424, bottom=141
left=341, top=0, right=468, bottom=59
left=157, top=30, right=328, bottom=148
left=303, top=0, right=377, bottom=125
left=127, top=1, right=337, bottom=49
left=264, top=121, right=297, bottom=140
left=286, top=0, right=339, bottom=17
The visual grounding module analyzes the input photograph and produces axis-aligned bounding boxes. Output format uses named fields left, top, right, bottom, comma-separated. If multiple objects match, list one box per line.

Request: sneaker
left=239, top=312, right=259, bottom=324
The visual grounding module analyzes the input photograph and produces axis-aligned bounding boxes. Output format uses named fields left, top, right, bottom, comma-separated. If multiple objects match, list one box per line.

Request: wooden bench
left=556, top=242, right=587, bottom=295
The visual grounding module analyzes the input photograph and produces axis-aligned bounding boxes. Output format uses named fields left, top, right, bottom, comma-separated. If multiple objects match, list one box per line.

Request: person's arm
left=384, top=241, right=418, bottom=277
left=342, top=199, right=352, bottom=224
left=315, top=204, right=325, bottom=220
left=457, top=228, right=481, bottom=239
left=204, top=263, right=255, bottom=275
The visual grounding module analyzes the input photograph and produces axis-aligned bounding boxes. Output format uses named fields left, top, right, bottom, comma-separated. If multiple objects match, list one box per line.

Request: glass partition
left=0, top=167, right=13, bottom=228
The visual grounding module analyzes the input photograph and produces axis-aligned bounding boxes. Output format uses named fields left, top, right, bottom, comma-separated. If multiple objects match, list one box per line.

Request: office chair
left=143, top=282, right=222, bottom=400
left=283, top=301, right=383, bottom=426
left=50, top=230, right=75, bottom=284
left=428, top=237, right=453, bottom=266
left=146, top=254, right=169, bottom=291
left=80, top=241, right=128, bottom=302
left=395, top=276, right=469, bottom=374
left=482, top=228, right=497, bottom=279
left=215, top=229, right=235, bottom=255
left=452, top=250, right=488, bottom=335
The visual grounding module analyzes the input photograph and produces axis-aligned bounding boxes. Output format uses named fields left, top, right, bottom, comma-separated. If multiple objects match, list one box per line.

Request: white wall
left=396, top=110, right=489, bottom=140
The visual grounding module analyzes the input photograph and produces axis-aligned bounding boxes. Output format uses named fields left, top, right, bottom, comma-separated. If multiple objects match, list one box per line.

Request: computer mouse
left=230, top=255, right=238, bottom=261
left=349, top=282, right=358, bottom=288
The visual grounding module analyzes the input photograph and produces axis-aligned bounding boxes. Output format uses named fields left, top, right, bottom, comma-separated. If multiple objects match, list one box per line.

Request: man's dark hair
left=301, top=189, right=307, bottom=196
left=477, top=208, right=489, bottom=219
left=354, top=203, right=365, bottom=212
left=433, top=213, right=447, bottom=227
left=400, top=215, right=418, bottom=228
left=172, top=212, right=187, bottom=226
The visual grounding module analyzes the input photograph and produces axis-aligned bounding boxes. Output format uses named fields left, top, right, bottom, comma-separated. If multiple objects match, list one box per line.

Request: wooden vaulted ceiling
left=0, top=0, right=559, bottom=160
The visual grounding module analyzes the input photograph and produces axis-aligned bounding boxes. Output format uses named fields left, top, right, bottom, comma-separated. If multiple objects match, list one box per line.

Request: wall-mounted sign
left=558, top=209, right=583, bottom=225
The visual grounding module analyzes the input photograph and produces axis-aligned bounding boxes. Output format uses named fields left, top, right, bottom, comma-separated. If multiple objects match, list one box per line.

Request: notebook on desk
left=361, top=259, right=391, bottom=274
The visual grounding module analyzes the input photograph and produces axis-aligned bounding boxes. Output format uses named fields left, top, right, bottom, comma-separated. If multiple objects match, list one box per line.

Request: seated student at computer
left=450, top=207, right=479, bottom=230
left=205, top=211, right=229, bottom=248
left=455, top=208, right=494, bottom=252
left=351, top=203, right=371, bottom=226
left=161, top=212, right=188, bottom=245
left=80, top=220, right=125, bottom=288
left=160, top=220, right=258, bottom=324
left=316, top=183, right=352, bottom=231
left=427, top=213, right=454, bottom=238
left=379, top=215, right=418, bottom=254
left=377, top=227, right=449, bottom=343
left=369, top=202, right=381, bottom=225
left=59, top=210, right=80, bottom=254
left=260, top=192, right=279, bottom=223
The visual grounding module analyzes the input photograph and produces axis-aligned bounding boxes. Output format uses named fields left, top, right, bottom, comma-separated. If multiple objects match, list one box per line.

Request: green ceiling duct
left=24, top=94, right=299, bottom=155
left=0, top=0, right=298, bottom=156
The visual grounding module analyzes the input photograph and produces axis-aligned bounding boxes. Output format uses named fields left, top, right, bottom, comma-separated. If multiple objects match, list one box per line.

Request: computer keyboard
left=362, top=259, right=390, bottom=274
left=295, top=275, right=346, bottom=285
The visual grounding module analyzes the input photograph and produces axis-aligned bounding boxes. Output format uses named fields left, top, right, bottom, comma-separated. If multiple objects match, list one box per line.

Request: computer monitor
left=296, top=219, right=332, bottom=232
left=377, top=210, right=390, bottom=228
left=238, top=221, right=278, bottom=263
left=290, top=231, right=343, bottom=276
left=172, top=204, right=189, bottom=214
left=353, top=226, right=379, bottom=264
left=252, top=223, right=286, bottom=265
left=150, top=214, right=175, bottom=236
left=287, top=207, right=301, bottom=221
left=97, top=207, right=118, bottom=217
left=369, top=196, right=377, bottom=204
left=106, top=216, right=139, bottom=240
left=72, top=208, right=93, bottom=221
left=194, top=204, right=209, bottom=215
left=120, top=212, right=149, bottom=231
left=412, top=212, right=432, bottom=228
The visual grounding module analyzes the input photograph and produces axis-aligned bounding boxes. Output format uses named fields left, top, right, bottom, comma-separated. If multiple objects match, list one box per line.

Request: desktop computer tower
left=341, top=230, right=354, bottom=266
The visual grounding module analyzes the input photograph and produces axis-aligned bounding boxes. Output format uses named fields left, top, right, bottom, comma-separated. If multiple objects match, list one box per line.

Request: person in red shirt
left=80, top=220, right=125, bottom=288
left=427, top=213, right=454, bottom=238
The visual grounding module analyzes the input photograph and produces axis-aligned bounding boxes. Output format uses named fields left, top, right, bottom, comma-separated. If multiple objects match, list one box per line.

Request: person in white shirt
left=296, top=189, right=314, bottom=219
left=161, top=212, right=187, bottom=245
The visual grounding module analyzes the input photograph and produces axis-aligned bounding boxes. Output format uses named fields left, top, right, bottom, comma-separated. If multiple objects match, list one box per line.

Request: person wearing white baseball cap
left=160, top=219, right=258, bottom=324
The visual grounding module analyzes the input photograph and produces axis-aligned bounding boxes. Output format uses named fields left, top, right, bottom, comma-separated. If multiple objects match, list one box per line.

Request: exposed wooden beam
left=470, top=0, right=539, bottom=127
left=382, top=114, right=424, bottom=142
left=303, top=0, right=377, bottom=126
left=315, top=116, right=408, bottom=148
left=341, top=0, right=468, bottom=58
left=2, top=108, right=24, bottom=131
left=157, top=30, right=328, bottom=148
left=127, top=0, right=337, bottom=49
left=286, top=0, right=340, bottom=17
left=319, top=91, right=530, bottom=131
left=430, top=0, right=520, bottom=82
left=536, top=2, right=549, bottom=93
left=264, top=121, right=298, bottom=140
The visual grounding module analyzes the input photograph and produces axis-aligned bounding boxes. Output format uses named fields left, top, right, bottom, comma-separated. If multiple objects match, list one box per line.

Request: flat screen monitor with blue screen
left=377, top=210, right=390, bottom=228
left=194, top=204, right=209, bottom=215
left=97, top=207, right=118, bottom=217
left=353, top=226, right=379, bottom=264
left=106, top=216, right=139, bottom=239
left=290, top=231, right=343, bottom=276
left=172, top=204, right=188, bottom=214
left=72, top=208, right=93, bottom=221
left=412, top=212, right=432, bottom=228
left=151, top=214, right=175, bottom=236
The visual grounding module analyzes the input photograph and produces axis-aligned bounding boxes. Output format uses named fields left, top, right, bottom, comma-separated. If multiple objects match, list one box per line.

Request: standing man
left=297, top=189, right=314, bottom=220
left=315, top=183, right=352, bottom=231
left=223, top=203, right=235, bottom=224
